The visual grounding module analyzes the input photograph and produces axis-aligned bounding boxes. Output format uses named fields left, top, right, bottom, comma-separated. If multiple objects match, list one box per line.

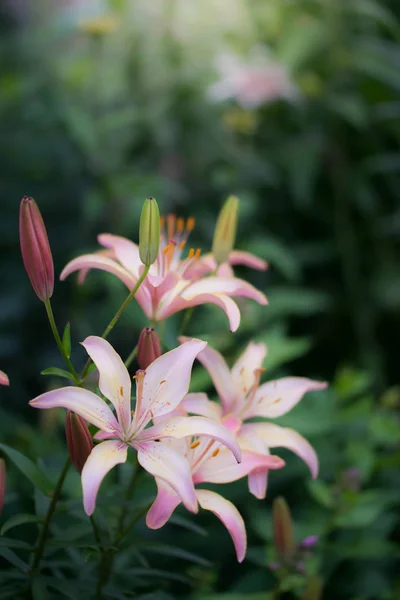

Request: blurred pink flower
left=61, top=216, right=267, bottom=332
left=0, top=371, right=9, bottom=386
left=208, top=52, right=297, bottom=109
left=179, top=339, right=327, bottom=499
left=30, top=337, right=241, bottom=516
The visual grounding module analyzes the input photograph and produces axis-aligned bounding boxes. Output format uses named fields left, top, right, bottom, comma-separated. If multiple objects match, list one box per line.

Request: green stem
left=124, top=344, right=138, bottom=369
left=179, top=306, right=194, bottom=336
left=31, top=457, right=71, bottom=573
left=90, top=515, right=103, bottom=549
left=115, top=459, right=141, bottom=538
left=44, top=300, right=80, bottom=383
left=80, top=265, right=150, bottom=381
left=114, top=502, right=152, bottom=547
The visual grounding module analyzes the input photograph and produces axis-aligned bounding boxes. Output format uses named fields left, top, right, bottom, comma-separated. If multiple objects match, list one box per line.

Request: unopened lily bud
left=139, top=197, right=160, bottom=266
left=212, top=195, right=239, bottom=265
left=0, top=459, right=6, bottom=516
left=19, top=196, right=54, bottom=301
left=65, top=411, right=93, bottom=473
left=0, top=371, right=9, bottom=386
left=273, top=497, right=295, bottom=562
left=302, top=575, right=323, bottom=600
left=137, top=327, right=161, bottom=370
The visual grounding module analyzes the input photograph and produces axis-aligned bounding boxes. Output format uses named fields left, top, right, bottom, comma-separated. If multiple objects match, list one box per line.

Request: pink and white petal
left=196, top=489, right=247, bottom=562
left=180, top=339, right=236, bottom=412
left=60, top=254, right=136, bottom=290
left=248, top=468, right=269, bottom=500
left=135, top=441, right=198, bottom=513
left=246, top=377, right=328, bottom=419
left=134, top=339, right=207, bottom=428
left=228, top=250, right=268, bottom=271
left=94, top=430, right=117, bottom=441
left=193, top=448, right=284, bottom=485
left=155, top=277, right=191, bottom=319
left=182, top=393, right=223, bottom=422
left=242, top=422, right=319, bottom=479
left=216, top=263, right=235, bottom=278
left=146, top=478, right=181, bottom=529
left=0, top=371, right=9, bottom=386
left=82, top=440, right=128, bottom=515
left=137, top=416, right=241, bottom=463
left=76, top=250, right=115, bottom=284
left=29, top=387, right=120, bottom=434
left=183, top=253, right=216, bottom=280
left=82, top=336, right=131, bottom=431
left=181, top=276, right=268, bottom=306
left=231, top=342, right=267, bottom=397
left=172, top=293, right=241, bottom=332
left=97, top=234, right=142, bottom=278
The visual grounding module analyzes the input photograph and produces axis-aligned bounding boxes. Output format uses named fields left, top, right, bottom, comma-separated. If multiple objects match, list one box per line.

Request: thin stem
left=31, top=457, right=71, bottom=573
left=114, top=502, right=152, bottom=547
left=124, top=344, right=138, bottom=369
left=179, top=306, right=194, bottom=336
left=90, top=515, right=103, bottom=549
left=115, top=458, right=141, bottom=540
left=80, top=265, right=150, bottom=381
left=44, top=300, right=80, bottom=382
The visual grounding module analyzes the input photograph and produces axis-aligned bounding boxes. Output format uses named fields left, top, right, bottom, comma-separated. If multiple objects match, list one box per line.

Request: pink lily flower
left=60, top=216, right=267, bottom=332
left=0, top=371, right=9, bottom=386
left=185, top=248, right=268, bottom=280
left=180, top=338, right=327, bottom=499
left=146, top=428, right=285, bottom=562
left=29, top=337, right=241, bottom=515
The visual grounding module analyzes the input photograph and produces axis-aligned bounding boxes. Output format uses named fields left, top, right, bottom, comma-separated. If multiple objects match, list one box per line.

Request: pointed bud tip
left=65, top=411, right=93, bottom=474
left=273, top=496, right=295, bottom=561
left=137, top=327, right=161, bottom=370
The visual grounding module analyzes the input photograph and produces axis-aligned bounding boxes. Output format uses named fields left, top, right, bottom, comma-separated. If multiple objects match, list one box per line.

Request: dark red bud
left=137, top=327, right=161, bottom=370
left=65, top=411, right=93, bottom=473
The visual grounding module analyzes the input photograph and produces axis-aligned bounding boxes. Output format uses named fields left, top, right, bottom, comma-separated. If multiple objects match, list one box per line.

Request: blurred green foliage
left=0, top=0, right=400, bottom=598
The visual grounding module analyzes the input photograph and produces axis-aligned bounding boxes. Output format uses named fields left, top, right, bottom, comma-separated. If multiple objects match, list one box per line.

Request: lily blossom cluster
left=60, top=214, right=267, bottom=332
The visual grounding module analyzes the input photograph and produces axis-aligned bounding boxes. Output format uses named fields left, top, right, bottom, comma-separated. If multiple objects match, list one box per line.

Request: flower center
left=156, top=214, right=201, bottom=277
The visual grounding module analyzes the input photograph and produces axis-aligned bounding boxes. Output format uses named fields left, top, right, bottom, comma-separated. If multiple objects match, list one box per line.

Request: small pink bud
left=137, top=327, right=161, bottom=370
left=65, top=411, right=93, bottom=473
left=0, top=371, right=9, bottom=386
left=299, top=535, right=319, bottom=550
left=273, top=497, right=295, bottom=562
left=0, top=459, right=6, bottom=516
left=19, top=196, right=54, bottom=301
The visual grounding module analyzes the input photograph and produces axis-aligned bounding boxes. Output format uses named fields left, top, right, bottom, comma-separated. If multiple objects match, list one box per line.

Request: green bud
left=139, top=197, right=160, bottom=266
left=273, top=497, right=295, bottom=562
left=212, top=195, right=239, bottom=265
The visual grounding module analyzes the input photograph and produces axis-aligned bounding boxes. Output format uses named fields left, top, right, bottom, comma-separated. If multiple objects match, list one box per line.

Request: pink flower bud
left=19, top=196, right=54, bottom=301
left=299, top=535, right=319, bottom=550
left=65, top=411, right=93, bottom=474
left=0, top=459, right=5, bottom=517
left=273, top=497, right=295, bottom=562
left=137, top=327, right=161, bottom=370
left=0, top=371, right=9, bottom=386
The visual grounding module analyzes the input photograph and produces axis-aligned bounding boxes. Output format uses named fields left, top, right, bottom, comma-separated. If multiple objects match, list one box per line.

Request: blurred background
left=1, top=0, right=400, bottom=598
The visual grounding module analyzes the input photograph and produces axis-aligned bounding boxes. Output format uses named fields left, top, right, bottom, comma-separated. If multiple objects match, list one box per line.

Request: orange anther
left=190, top=441, right=200, bottom=449
left=119, top=386, right=124, bottom=396
left=178, top=240, right=186, bottom=250
left=177, top=217, right=184, bottom=232
left=212, top=448, right=220, bottom=457
left=188, top=248, right=195, bottom=259
left=194, top=248, right=201, bottom=259
left=186, top=217, right=196, bottom=231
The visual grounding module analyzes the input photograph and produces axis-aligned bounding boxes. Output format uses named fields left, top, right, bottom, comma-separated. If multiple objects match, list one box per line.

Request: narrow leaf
left=0, top=444, right=53, bottom=497
left=0, top=547, right=29, bottom=572
left=41, top=367, right=76, bottom=381
left=62, top=323, right=71, bottom=359
left=0, top=537, right=32, bottom=550
left=31, top=574, right=50, bottom=600
left=1, top=513, right=43, bottom=536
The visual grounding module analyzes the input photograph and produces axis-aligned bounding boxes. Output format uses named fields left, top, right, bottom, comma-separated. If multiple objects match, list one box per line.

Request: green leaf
left=31, top=574, right=50, bottom=600
left=41, top=367, right=76, bottom=381
left=62, top=322, right=71, bottom=359
left=0, top=443, right=53, bottom=497
left=307, top=480, right=334, bottom=508
left=169, top=515, right=208, bottom=536
left=1, top=513, right=43, bottom=536
left=140, top=542, right=212, bottom=566
left=0, top=547, right=29, bottom=572
left=0, top=537, right=32, bottom=550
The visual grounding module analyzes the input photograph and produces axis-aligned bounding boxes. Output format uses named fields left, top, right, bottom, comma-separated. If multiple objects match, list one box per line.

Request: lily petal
left=146, top=478, right=181, bottom=529
left=0, top=371, right=9, bottom=386
left=60, top=254, right=136, bottom=290
left=229, top=250, right=268, bottom=271
left=196, top=489, right=247, bottom=562
left=181, top=276, right=268, bottom=306
left=182, top=393, right=223, bottom=422
left=193, top=448, right=284, bottom=484
left=135, top=441, right=198, bottom=513
left=98, top=234, right=142, bottom=278
left=248, top=467, right=269, bottom=500
left=134, top=339, right=207, bottom=429
left=242, top=422, right=319, bottom=479
left=29, top=387, right=120, bottom=434
left=82, top=336, right=131, bottom=432
left=246, top=377, right=328, bottom=419
left=138, top=416, right=241, bottom=463
left=231, top=342, right=267, bottom=396
left=236, top=427, right=270, bottom=499
left=183, top=341, right=236, bottom=412
left=82, top=440, right=128, bottom=515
